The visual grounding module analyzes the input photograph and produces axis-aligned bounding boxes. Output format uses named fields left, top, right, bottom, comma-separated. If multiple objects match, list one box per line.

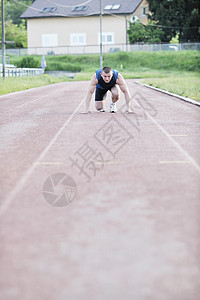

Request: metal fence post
left=1, top=0, right=6, bottom=79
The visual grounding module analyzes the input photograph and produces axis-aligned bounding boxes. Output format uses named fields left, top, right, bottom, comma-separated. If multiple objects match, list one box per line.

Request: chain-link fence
left=1, top=43, right=199, bottom=56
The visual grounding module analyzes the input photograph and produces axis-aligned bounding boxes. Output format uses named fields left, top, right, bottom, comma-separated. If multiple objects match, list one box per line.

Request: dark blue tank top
left=96, top=69, right=118, bottom=90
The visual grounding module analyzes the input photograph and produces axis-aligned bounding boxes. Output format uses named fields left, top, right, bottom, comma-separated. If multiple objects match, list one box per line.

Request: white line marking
left=133, top=97, right=200, bottom=174
left=0, top=99, right=84, bottom=217
left=0, top=82, right=65, bottom=98
left=0, top=84, right=66, bottom=114
left=167, top=134, right=187, bottom=137
left=33, top=162, right=64, bottom=165
left=17, top=89, right=60, bottom=108
left=95, top=161, right=122, bottom=165
left=134, top=81, right=200, bottom=107
left=159, top=161, right=190, bottom=164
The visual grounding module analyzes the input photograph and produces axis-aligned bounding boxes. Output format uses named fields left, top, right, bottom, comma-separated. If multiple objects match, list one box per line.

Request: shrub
left=16, top=56, right=39, bottom=68
left=45, top=62, right=81, bottom=72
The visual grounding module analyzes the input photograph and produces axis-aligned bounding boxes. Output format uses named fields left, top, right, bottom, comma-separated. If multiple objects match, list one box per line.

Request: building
left=21, top=0, right=149, bottom=55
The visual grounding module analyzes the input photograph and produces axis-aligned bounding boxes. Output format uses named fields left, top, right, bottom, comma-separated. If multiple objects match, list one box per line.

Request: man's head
left=101, top=66, right=113, bottom=83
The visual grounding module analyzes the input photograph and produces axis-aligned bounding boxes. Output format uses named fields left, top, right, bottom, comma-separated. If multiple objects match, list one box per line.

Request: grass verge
left=141, top=72, right=200, bottom=101
left=0, top=74, right=72, bottom=96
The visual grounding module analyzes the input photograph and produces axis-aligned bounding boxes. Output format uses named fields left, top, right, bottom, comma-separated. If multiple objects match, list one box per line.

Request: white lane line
left=159, top=161, right=190, bottom=164
left=0, top=99, right=84, bottom=217
left=0, top=84, right=59, bottom=98
left=133, top=97, right=200, bottom=174
left=33, top=162, right=64, bottom=165
left=0, top=85, right=66, bottom=114
left=17, top=89, right=60, bottom=108
left=134, top=80, right=200, bottom=107
left=95, top=161, right=123, bottom=165
left=167, top=134, right=187, bottom=137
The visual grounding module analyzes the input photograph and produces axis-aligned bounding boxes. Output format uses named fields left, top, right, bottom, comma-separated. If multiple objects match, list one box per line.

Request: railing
left=0, top=67, right=44, bottom=77
left=1, top=42, right=199, bottom=56
left=0, top=55, right=10, bottom=64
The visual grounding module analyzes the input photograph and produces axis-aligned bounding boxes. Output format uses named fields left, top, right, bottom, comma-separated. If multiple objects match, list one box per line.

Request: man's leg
left=111, top=85, right=120, bottom=103
left=110, top=85, right=120, bottom=112
left=95, top=100, right=105, bottom=111
left=95, top=88, right=107, bottom=111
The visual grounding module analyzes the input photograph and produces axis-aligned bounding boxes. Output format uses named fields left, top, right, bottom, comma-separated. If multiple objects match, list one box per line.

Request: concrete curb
left=134, top=80, right=200, bottom=107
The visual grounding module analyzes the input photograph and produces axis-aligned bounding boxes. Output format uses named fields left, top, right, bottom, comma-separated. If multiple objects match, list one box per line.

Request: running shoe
left=99, top=108, right=105, bottom=112
left=110, top=102, right=117, bottom=113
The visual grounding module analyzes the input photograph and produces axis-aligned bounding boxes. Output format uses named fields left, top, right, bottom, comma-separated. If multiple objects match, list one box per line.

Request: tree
left=0, top=20, right=27, bottom=48
left=127, top=17, right=164, bottom=43
left=0, top=0, right=33, bottom=48
left=4, top=0, right=34, bottom=26
left=148, top=0, right=200, bottom=42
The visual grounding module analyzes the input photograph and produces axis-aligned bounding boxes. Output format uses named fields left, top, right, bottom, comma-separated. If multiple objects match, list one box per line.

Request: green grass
left=103, top=51, right=200, bottom=72
left=1, top=51, right=199, bottom=100
left=10, top=51, right=200, bottom=73
left=141, top=72, right=200, bottom=101
left=0, top=74, right=72, bottom=95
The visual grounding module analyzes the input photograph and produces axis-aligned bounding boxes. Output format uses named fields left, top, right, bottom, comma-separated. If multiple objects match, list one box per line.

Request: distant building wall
left=27, top=15, right=128, bottom=49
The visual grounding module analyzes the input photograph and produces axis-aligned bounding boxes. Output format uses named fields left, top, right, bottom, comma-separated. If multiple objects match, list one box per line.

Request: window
left=142, top=6, right=148, bottom=16
left=104, top=5, right=113, bottom=10
left=112, top=4, right=120, bottom=10
left=107, top=35, right=112, bottom=42
left=70, top=33, right=86, bottom=46
left=42, top=34, right=58, bottom=47
left=41, top=7, right=57, bottom=13
left=72, top=6, right=88, bottom=11
left=99, top=32, right=114, bottom=45
left=104, top=4, right=120, bottom=10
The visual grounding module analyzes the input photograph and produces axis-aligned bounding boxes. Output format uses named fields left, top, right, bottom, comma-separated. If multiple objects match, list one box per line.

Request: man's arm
left=116, top=73, right=132, bottom=112
left=83, top=73, right=97, bottom=113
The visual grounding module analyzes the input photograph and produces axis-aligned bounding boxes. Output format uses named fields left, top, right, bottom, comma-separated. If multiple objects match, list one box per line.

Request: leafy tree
left=4, top=0, right=34, bottom=26
left=127, top=17, right=164, bottom=43
left=0, top=0, right=33, bottom=48
left=148, top=0, right=200, bottom=42
left=0, top=20, right=27, bottom=48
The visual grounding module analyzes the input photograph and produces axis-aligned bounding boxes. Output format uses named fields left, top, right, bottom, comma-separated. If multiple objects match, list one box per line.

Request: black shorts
left=95, top=87, right=111, bottom=101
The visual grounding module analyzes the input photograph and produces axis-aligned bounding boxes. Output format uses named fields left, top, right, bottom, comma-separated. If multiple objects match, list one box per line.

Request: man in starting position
left=83, top=66, right=132, bottom=113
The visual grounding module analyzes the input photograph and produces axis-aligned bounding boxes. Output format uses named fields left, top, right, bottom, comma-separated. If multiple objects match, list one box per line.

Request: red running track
left=0, top=80, right=200, bottom=299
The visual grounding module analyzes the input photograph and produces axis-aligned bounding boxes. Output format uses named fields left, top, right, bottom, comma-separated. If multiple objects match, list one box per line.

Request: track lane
left=0, top=80, right=200, bottom=300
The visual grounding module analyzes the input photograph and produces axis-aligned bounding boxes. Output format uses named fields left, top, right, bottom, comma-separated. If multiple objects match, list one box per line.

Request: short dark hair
left=102, top=66, right=112, bottom=73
